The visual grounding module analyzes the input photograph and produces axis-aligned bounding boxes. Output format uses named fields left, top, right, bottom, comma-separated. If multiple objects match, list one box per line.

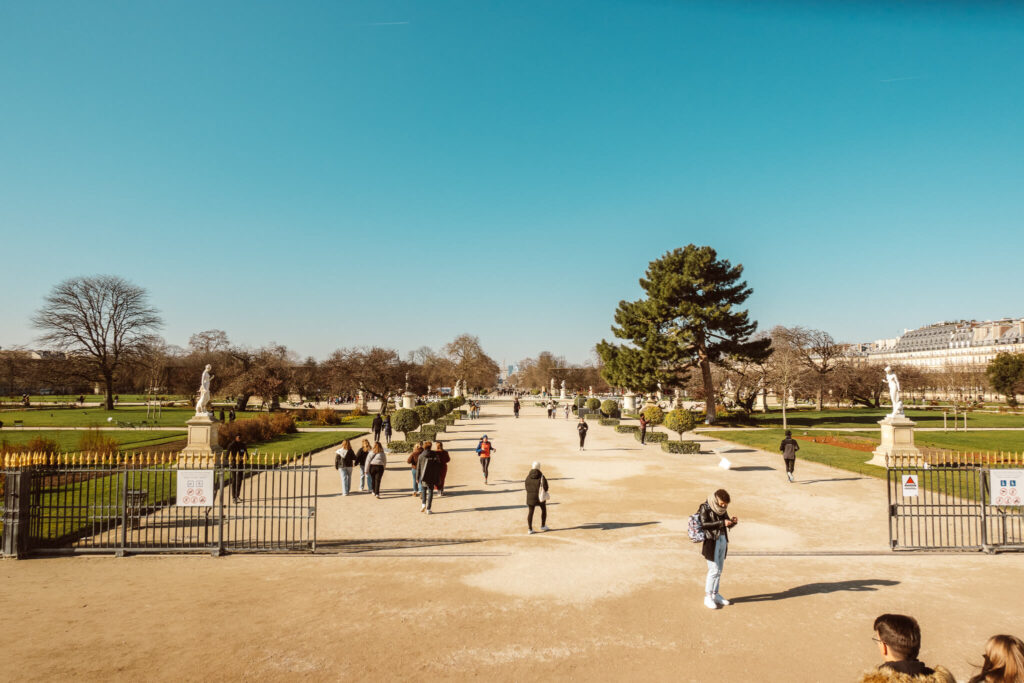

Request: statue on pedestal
left=883, top=366, right=904, bottom=417
left=195, top=364, right=214, bottom=417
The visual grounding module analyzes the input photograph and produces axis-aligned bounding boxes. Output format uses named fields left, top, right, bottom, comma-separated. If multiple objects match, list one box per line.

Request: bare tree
left=766, top=327, right=805, bottom=430
left=323, top=347, right=411, bottom=408
left=32, top=275, right=162, bottom=410
left=789, top=327, right=844, bottom=411
left=443, top=334, right=500, bottom=390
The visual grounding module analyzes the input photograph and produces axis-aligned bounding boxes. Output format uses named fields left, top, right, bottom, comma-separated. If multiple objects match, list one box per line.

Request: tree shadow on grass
left=730, top=579, right=899, bottom=603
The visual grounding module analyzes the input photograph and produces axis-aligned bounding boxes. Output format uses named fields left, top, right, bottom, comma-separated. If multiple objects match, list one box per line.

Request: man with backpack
left=687, top=488, right=738, bottom=609
left=476, top=435, right=495, bottom=484
left=779, top=430, right=800, bottom=483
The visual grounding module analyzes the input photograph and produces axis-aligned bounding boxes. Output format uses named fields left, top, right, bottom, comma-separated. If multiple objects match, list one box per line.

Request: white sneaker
left=787, top=472, right=793, bottom=482
left=528, top=529, right=535, bottom=535
left=420, top=504, right=426, bottom=512
left=540, top=526, right=550, bottom=532
left=714, top=594, right=730, bottom=606
left=426, top=509, right=433, bottom=515
left=704, top=596, right=719, bottom=610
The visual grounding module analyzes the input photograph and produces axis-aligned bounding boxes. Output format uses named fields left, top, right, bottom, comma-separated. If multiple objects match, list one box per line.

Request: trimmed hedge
left=421, top=424, right=442, bottom=437
left=599, top=417, right=620, bottom=426
left=635, top=431, right=668, bottom=443
left=405, top=430, right=422, bottom=443
left=388, top=440, right=414, bottom=453
left=615, top=425, right=639, bottom=434
left=600, top=399, right=619, bottom=418
left=662, top=440, right=701, bottom=454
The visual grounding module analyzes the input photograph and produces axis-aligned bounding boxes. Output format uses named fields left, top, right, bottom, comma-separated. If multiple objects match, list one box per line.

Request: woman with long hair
left=433, top=440, right=451, bottom=496
left=969, top=635, right=1024, bottom=683
left=366, top=441, right=388, bottom=498
left=355, top=438, right=372, bottom=493
left=334, top=439, right=356, bottom=495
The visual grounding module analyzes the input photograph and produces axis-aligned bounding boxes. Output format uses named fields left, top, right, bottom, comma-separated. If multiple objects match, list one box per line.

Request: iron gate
left=888, top=453, right=1024, bottom=552
left=3, top=451, right=318, bottom=556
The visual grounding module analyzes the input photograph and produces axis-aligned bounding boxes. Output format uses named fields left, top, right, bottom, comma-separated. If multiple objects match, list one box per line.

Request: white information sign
left=177, top=469, right=214, bottom=507
left=901, top=474, right=919, bottom=498
left=990, top=469, right=1024, bottom=507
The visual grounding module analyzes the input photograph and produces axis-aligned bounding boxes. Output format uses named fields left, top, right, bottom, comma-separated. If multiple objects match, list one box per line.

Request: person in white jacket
left=366, top=441, right=388, bottom=498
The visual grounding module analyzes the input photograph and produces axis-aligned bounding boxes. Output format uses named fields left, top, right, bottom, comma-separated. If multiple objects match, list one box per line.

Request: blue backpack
left=687, top=505, right=706, bottom=543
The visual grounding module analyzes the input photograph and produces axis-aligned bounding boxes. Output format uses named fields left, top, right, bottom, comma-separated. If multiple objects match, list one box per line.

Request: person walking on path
left=334, top=439, right=356, bottom=495
left=564, top=403, right=570, bottom=419
left=524, top=461, right=550, bottom=534
left=407, top=442, right=424, bottom=496
left=968, top=634, right=1024, bottom=683
left=577, top=417, right=589, bottom=451
left=476, top=435, right=495, bottom=484
left=383, top=415, right=393, bottom=445
left=858, top=613, right=954, bottom=682
left=355, top=438, right=371, bottom=492
left=639, top=414, right=648, bottom=445
left=372, top=413, right=383, bottom=443
left=366, top=441, right=387, bottom=498
left=779, top=430, right=800, bottom=483
left=417, top=445, right=441, bottom=514
left=513, top=398, right=520, bottom=418
left=699, top=488, right=738, bottom=609
left=226, top=435, right=248, bottom=504
left=433, top=440, right=451, bottom=495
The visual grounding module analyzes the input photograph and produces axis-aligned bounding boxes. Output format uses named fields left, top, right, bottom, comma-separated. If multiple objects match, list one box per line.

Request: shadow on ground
left=555, top=521, right=660, bottom=532
left=315, top=537, right=486, bottom=553
left=730, top=579, right=899, bottom=603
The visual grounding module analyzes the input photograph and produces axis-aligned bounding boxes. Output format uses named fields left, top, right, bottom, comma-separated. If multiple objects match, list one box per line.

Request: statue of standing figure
left=883, top=366, right=903, bottom=417
left=195, top=364, right=214, bottom=417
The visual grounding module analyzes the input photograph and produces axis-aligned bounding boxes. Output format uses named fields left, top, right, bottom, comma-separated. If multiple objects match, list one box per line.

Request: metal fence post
left=2, top=469, right=32, bottom=558
left=979, top=468, right=991, bottom=553
left=117, top=468, right=129, bottom=557
left=216, top=464, right=225, bottom=556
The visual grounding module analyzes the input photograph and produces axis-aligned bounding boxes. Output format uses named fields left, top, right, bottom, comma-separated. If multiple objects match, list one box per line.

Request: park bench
left=13, top=420, right=23, bottom=428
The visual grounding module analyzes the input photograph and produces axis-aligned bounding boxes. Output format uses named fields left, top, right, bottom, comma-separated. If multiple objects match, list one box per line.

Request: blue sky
left=2, top=1, right=1023, bottom=365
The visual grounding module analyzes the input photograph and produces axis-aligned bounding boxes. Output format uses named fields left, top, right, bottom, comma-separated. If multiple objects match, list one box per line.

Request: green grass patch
left=0, top=407, right=269, bottom=428
left=844, top=429, right=1024, bottom=455
left=0, top=430, right=186, bottom=452
left=250, top=431, right=364, bottom=456
left=715, top=429, right=885, bottom=478
left=752, top=408, right=1024, bottom=430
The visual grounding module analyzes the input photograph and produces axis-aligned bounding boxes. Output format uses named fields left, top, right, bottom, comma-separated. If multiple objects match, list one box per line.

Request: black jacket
left=524, top=469, right=548, bottom=506
left=335, top=448, right=356, bottom=468
left=372, top=416, right=383, bottom=432
left=354, top=447, right=369, bottom=467
left=578, top=422, right=589, bottom=436
left=780, top=437, right=800, bottom=459
left=698, top=502, right=731, bottom=561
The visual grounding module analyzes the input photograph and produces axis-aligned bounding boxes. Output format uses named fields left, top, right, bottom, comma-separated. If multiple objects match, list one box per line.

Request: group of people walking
left=371, top=413, right=393, bottom=445
left=334, top=438, right=388, bottom=497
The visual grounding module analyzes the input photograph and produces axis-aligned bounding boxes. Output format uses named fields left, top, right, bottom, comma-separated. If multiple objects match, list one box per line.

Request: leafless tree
left=32, top=275, right=162, bottom=409
left=443, top=334, right=500, bottom=390
left=766, top=326, right=806, bottom=430
left=789, top=327, right=844, bottom=411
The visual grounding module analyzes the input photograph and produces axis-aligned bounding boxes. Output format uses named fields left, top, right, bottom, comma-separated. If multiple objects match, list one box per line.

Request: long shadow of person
left=730, top=578, right=899, bottom=604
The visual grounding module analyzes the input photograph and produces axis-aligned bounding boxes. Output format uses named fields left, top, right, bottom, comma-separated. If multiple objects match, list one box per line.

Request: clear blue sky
left=2, top=1, right=1023, bottom=365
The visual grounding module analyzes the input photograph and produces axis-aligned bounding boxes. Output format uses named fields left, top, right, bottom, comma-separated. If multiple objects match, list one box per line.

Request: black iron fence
left=1, top=451, right=317, bottom=557
left=887, top=452, right=1023, bottom=552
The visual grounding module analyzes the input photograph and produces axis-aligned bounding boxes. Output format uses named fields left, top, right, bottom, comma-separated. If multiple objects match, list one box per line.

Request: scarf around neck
left=707, top=494, right=727, bottom=517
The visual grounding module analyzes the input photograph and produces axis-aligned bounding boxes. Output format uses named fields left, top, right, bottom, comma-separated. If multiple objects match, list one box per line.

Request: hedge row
left=599, top=418, right=620, bottom=426
left=219, top=413, right=297, bottom=448
left=388, top=440, right=414, bottom=453
left=635, top=431, right=668, bottom=443
left=661, top=440, right=701, bottom=454
left=615, top=425, right=640, bottom=434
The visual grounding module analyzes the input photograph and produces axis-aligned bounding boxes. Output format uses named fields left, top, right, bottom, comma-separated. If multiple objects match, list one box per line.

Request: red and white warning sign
left=177, top=469, right=214, bottom=507
left=901, top=474, right=919, bottom=498
left=990, top=469, right=1023, bottom=506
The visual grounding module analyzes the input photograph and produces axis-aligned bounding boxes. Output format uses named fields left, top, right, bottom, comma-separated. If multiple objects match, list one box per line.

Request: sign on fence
left=177, top=469, right=214, bottom=507
left=990, top=469, right=1024, bottom=506
left=901, top=474, right=919, bottom=497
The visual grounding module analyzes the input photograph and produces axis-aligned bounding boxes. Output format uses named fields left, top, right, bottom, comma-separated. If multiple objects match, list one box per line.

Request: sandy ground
left=1, top=401, right=1021, bottom=682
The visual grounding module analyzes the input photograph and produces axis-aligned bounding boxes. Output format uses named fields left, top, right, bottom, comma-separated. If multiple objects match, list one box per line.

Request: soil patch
left=795, top=434, right=876, bottom=452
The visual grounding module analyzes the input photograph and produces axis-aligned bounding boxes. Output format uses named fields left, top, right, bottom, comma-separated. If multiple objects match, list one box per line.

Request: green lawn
left=0, top=407, right=267, bottom=428
left=751, top=408, right=1024, bottom=430
left=0, top=430, right=186, bottom=452
left=1, top=394, right=190, bottom=405
left=250, top=430, right=365, bottom=457
left=844, top=429, right=1024, bottom=454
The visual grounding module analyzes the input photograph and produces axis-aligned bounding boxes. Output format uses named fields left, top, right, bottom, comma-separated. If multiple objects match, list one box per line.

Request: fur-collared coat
left=858, top=663, right=955, bottom=683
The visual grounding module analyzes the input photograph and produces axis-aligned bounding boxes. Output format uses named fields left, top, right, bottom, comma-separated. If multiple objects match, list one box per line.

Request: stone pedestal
left=402, top=392, right=416, bottom=409
left=623, top=392, right=637, bottom=413
left=357, top=390, right=367, bottom=412
left=560, top=388, right=567, bottom=400
left=867, top=415, right=922, bottom=468
left=178, top=414, right=222, bottom=469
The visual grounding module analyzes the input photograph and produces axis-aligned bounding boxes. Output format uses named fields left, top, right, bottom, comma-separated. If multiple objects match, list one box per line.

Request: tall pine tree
left=598, top=245, right=771, bottom=424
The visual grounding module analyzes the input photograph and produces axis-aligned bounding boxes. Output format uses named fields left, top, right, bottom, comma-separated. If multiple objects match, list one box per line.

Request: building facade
left=855, top=319, right=1024, bottom=369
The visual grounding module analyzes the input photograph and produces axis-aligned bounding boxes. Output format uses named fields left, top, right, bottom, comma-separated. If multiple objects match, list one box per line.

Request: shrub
left=77, top=428, right=120, bottom=453
left=415, top=405, right=433, bottom=426
left=600, top=399, right=619, bottom=418
left=585, top=397, right=601, bottom=411
left=405, top=430, right=422, bottom=444
left=1, top=436, right=61, bottom=454
left=663, top=409, right=697, bottom=439
left=388, top=439, right=414, bottom=453
left=599, top=417, right=620, bottom=426
left=391, top=408, right=420, bottom=439
left=420, top=424, right=441, bottom=438
left=288, top=408, right=343, bottom=425
left=429, top=402, right=445, bottom=421
left=218, top=413, right=297, bottom=448
left=349, top=406, right=367, bottom=417
left=615, top=425, right=640, bottom=434
left=641, top=405, right=664, bottom=427
left=662, top=440, right=701, bottom=454
left=636, top=431, right=668, bottom=443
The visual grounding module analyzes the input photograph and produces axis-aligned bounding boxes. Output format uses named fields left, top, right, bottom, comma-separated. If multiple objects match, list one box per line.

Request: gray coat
left=780, top=437, right=800, bottom=460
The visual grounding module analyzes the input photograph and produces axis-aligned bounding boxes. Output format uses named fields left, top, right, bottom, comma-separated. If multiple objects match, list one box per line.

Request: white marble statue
left=550, top=378, right=556, bottom=394
left=883, top=366, right=904, bottom=417
left=195, top=364, right=214, bottom=417
left=560, top=379, right=566, bottom=390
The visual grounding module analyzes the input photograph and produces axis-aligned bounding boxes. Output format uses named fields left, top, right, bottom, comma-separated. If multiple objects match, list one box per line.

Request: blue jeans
left=339, top=467, right=352, bottom=495
left=360, top=465, right=370, bottom=491
left=410, top=467, right=420, bottom=493
left=705, top=535, right=727, bottom=596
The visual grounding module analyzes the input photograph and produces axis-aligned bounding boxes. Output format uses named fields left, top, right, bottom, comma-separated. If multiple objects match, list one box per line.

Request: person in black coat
left=524, top=462, right=550, bottom=534
left=226, top=436, right=248, bottom=503
left=779, top=430, right=800, bottom=483
left=699, top=488, right=738, bottom=609
left=577, top=418, right=589, bottom=451
left=372, top=413, right=383, bottom=443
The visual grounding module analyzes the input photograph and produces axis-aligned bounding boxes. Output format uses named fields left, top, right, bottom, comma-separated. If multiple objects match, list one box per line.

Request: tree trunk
left=235, top=394, right=252, bottom=411
left=782, top=385, right=788, bottom=431
left=103, top=369, right=115, bottom=410
left=700, top=354, right=716, bottom=425
left=816, top=385, right=823, bottom=411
